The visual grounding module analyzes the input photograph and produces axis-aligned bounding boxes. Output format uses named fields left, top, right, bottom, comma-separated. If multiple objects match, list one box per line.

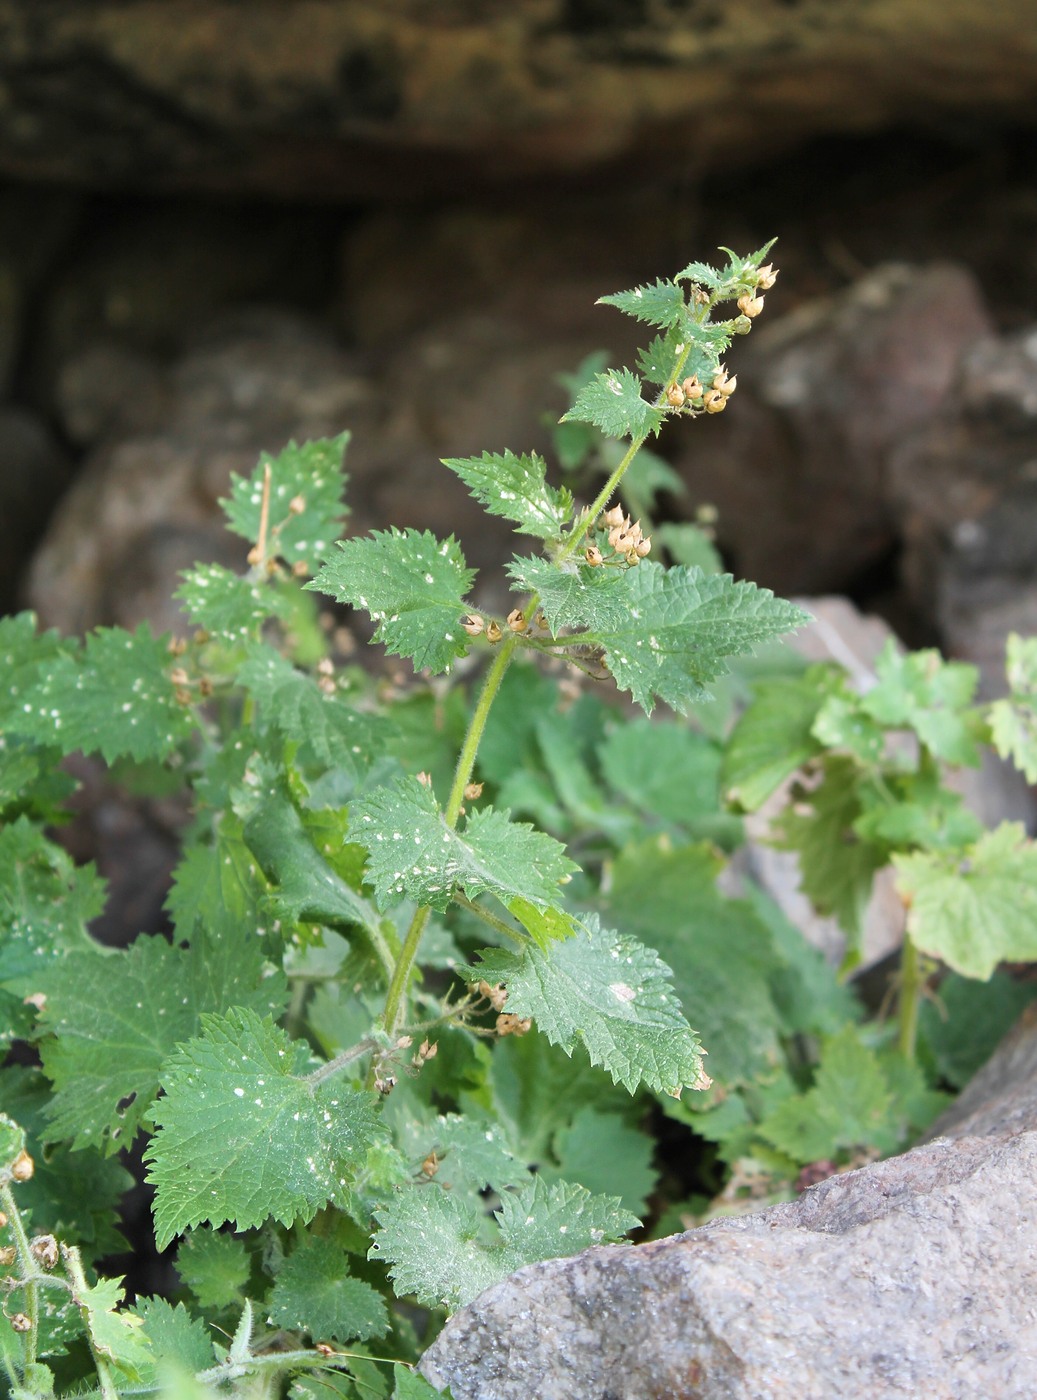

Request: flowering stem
left=1, top=1183, right=39, bottom=1374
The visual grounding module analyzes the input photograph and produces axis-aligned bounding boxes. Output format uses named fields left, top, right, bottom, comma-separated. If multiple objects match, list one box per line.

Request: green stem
left=1, top=1183, right=39, bottom=1374
left=444, top=633, right=520, bottom=825
left=61, top=1245, right=119, bottom=1400
left=452, top=891, right=529, bottom=947
left=307, top=1036, right=380, bottom=1087
left=898, top=933, right=922, bottom=1061
left=380, top=904, right=433, bottom=1039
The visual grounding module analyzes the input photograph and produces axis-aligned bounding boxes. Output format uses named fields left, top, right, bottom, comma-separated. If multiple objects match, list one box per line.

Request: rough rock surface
left=1, top=3, right=1035, bottom=200
left=421, top=1129, right=1037, bottom=1399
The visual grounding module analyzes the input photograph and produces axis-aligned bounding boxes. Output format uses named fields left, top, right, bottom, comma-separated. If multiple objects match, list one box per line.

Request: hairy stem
left=1, top=1183, right=39, bottom=1374
left=61, top=1245, right=120, bottom=1400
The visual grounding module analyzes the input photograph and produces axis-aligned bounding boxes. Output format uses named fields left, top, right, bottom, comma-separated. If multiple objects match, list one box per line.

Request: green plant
left=2, top=243, right=1036, bottom=1398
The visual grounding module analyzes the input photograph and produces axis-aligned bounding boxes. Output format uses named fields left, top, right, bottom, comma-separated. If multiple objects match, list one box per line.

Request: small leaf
left=0, top=817, right=104, bottom=986
left=268, top=1236, right=388, bottom=1343
left=135, top=1297, right=216, bottom=1377
left=175, top=564, right=296, bottom=640
left=581, top=564, right=809, bottom=716
left=561, top=368, right=665, bottom=441
left=506, top=554, right=631, bottom=636
left=350, top=776, right=577, bottom=928
left=175, top=1227, right=251, bottom=1311
left=9, top=624, right=198, bottom=762
left=76, top=1274, right=152, bottom=1383
left=597, top=279, right=686, bottom=330
left=392, top=1364, right=448, bottom=1400
left=146, top=1008, right=382, bottom=1249
left=773, top=755, right=886, bottom=941
left=308, top=529, right=475, bottom=675
left=720, top=667, right=836, bottom=810
left=894, top=822, right=1037, bottom=979
left=757, top=1026, right=893, bottom=1164
left=441, top=450, right=573, bottom=542
left=39, top=929, right=288, bottom=1154
left=464, top=913, right=706, bottom=1097
left=222, top=435, right=350, bottom=571
left=0, top=1112, right=26, bottom=1176
left=236, top=644, right=384, bottom=777
left=861, top=641, right=981, bottom=766
left=372, top=1175, right=636, bottom=1310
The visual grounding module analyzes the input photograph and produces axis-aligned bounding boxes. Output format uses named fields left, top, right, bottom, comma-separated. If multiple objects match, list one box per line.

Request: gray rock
left=421, top=1130, right=1037, bottom=1399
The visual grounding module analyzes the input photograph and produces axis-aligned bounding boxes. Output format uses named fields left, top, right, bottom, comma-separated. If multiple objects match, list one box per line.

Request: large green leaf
left=441, top=450, right=573, bottom=542
left=894, top=822, right=1037, bottom=979
left=464, top=913, right=707, bottom=1097
left=146, top=1009, right=382, bottom=1249
left=308, top=529, right=475, bottom=675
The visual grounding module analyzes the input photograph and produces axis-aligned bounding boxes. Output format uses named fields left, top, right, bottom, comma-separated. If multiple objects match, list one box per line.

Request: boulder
left=0, top=3, right=1035, bottom=201
left=421, top=1007, right=1037, bottom=1400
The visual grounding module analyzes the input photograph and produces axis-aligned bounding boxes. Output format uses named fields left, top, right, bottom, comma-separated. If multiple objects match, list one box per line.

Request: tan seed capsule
left=169, top=667, right=189, bottom=687
left=635, top=536, right=652, bottom=557
left=486, top=620, right=503, bottom=643
left=174, top=687, right=193, bottom=705
left=461, top=614, right=484, bottom=637
left=30, top=1235, right=58, bottom=1270
left=416, top=771, right=432, bottom=787
left=291, top=559, right=309, bottom=578
left=11, top=1150, right=33, bottom=1182
left=704, top=390, right=727, bottom=413
left=10, top=1313, right=31, bottom=1333
left=198, top=675, right=214, bottom=698
left=506, top=609, right=528, bottom=633
left=0, top=1246, right=15, bottom=1267
left=317, top=676, right=337, bottom=695
left=719, top=374, right=737, bottom=397
left=478, top=980, right=508, bottom=1012
left=0, top=1211, right=8, bottom=1228
left=666, top=383, right=685, bottom=407
left=603, top=505, right=626, bottom=528
left=757, top=263, right=778, bottom=290
left=584, top=545, right=604, bottom=566
left=737, top=292, right=765, bottom=318
left=496, top=1013, right=532, bottom=1037
left=681, top=376, right=702, bottom=399
left=464, top=781, right=484, bottom=800
left=317, top=657, right=334, bottom=676
left=167, top=636, right=187, bottom=656
left=421, top=1151, right=440, bottom=1179
left=316, top=1343, right=338, bottom=1358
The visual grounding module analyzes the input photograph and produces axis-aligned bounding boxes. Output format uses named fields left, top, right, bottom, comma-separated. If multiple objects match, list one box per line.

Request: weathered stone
left=0, top=4, right=1035, bottom=201
left=889, top=325, right=1037, bottom=697
left=0, top=404, right=70, bottom=613
left=421, top=1129, right=1037, bottom=1399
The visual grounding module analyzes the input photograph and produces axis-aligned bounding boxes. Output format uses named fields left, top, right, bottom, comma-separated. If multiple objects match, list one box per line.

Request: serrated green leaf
left=77, top=1274, right=152, bottom=1383
left=861, top=641, right=981, bottom=766
left=811, top=690, right=886, bottom=764
left=146, top=1008, right=382, bottom=1249
left=561, top=368, right=665, bottom=440
left=581, top=563, right=809, bottom=716
left=390, top=1109, right=529, bottom=1196
left=548, top=1106, right=657, bottom=1217
left=0, top=612, right=74, bottom=729
left=135, top=1297, right=216, bottom=1377
left=269, top=1236, right=388, bottom=1343
left=720, top=666, right=835, bottom=809
left=175, top=564, right=296, bottom=639
left=166, top=817, right=270, bottom=948
left=308, top=529, right=475, bottom=675
left=757, top=1026, right=893, bottom=1164
left=0, top=817, right=104, bottom=987
left=773, top=755, right=886, bottom=941
left=0, top=1112, right=25, bottom=1175
left=372, top=1175, right=636, bottom=1310
left=236, top=644, right=384, bottom=777
left=222, top=435, right=350, bottom=572
left=989, top=632, right=1037, bottom=782
left=600, top=718, right=736, bottom=842
left=0, top=1067, right=134, bottom=1258
left=506, top=554, right=631, bottom=636
left=604, top=839, right=785, bottom=1088
left=9, top=624, right=198, bottom=762
left=918, top=970, right=1037, bottom=1088
left=39, top=930, right=288, bottom=1154
left=175, top=1227, right=251, bottom=1311
left=597, top=279, right=687, bottom=330
left=441, top=450, right=573, bottom=542
left=350, top=776, right=576, bottom=928
left=243, top=782, right=383, bottom=936
left=894, top=822, right=1037, bottom=979
left=464, top=913, right=706, bottom=1097
left=853, top=766, right=983, bottom=852
left=392, top=1363, right=448, bottom=1400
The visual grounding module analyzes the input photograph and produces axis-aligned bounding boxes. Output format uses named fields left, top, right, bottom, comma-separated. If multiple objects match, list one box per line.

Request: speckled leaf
left=441, top=450, right=573, bottom=542
left=222, top=435, right=350, bottom=574
left=146, top=1008, right=381, bottom=1249
left=308, top=529, right=475, bottom=675
left=560, top=367, right=665, bottom=440
left=175, top=564, right=296, bottom=640
left=464, top=914, right=707, bottom=1097
left=9, top=624, right=198, bottom=762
